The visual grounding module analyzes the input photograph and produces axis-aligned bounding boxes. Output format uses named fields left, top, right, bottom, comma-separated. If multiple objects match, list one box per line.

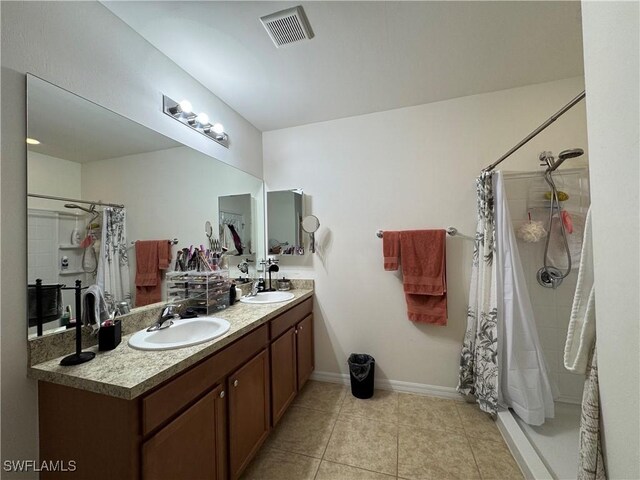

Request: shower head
left=64, top=203, right=94, bottom=214
left=558, top=148, right=584, bottom=161
left=547, top=148, right=584, bottom=172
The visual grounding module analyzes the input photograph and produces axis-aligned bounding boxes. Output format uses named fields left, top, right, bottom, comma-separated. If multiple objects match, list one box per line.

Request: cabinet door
left=142, top=384, right=226, bottom=480
left=271, top=326, right=297, bottom=426
left=296, top=314, right=314, bottom=390
left=228, top=349, right=270, bottom=479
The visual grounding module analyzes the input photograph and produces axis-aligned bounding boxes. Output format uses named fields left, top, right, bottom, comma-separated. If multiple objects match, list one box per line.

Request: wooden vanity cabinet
left=270, top=298, right=314, bottom=426
left=227, top=349, right=270, bottom=479
left=270, top=326, right=298, bottom=424
left=142, top=384, right=227, bottom=480
left=296, top=313, right=314, bottom=389
left=38, top=295, right=314, bottom=480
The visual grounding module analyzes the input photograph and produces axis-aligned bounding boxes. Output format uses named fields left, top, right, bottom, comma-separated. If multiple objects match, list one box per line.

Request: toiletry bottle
left=60, top=305, right=71, bottom=327
left=229, top=282, right=236, bottom=305
left=257, top=277, right=266, bottom=292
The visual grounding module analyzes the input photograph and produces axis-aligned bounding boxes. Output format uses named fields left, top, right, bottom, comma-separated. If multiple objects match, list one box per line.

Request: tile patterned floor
left=241, top=381, right=524, bottom=480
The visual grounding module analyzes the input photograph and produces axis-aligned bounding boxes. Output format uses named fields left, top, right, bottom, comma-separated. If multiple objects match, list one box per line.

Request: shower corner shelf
left=59, top=270, right=85, bottom=276
left=59, top=244, right=83, bottom=250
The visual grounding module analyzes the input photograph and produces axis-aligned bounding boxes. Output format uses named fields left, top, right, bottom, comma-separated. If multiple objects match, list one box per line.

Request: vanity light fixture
left=163, top=95, right=229, bottom=148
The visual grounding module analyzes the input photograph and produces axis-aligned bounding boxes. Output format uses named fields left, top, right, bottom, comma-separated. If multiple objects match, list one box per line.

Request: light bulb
left=26, top=137, right=41, bottom=145
left=212, top=123, right=224, bottom=134
left=196, top=112, right=209, bottom=126
left=178, top=100, right=193, bottom=114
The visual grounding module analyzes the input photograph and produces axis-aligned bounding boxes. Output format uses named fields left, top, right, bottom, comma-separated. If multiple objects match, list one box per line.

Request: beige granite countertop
left=28, top=287, right=313, bottom=400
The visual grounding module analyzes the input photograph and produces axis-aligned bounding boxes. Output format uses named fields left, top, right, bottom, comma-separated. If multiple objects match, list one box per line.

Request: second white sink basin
left=240, top=291, right=295, bottom=304
left=128, top=317, right=231, bottom=351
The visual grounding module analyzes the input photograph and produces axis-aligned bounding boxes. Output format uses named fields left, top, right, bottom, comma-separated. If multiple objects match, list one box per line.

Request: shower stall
left=500, top=166, right=591, bottom=480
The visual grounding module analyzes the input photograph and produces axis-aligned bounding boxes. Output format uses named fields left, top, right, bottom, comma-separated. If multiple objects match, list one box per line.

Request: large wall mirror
left=27, top=74, right=265, bottom=338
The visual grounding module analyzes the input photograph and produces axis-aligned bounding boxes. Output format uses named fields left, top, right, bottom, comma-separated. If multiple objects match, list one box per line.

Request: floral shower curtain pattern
left=97, top=207, right=131, bottom=305
left=457, top=171, right=499, bottom=415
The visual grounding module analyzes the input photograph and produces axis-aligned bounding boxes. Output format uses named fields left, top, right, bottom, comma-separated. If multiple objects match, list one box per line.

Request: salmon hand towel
left=399, top=230, right=448, bottom=325
left=382, top=231, right=401, bottom=271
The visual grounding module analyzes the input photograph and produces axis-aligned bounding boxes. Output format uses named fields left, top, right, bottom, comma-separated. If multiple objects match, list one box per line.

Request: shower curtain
left=494, top=171, right=554, bottom=425
left=97, top=207, right=131, bottom=305
left=457, top=171, right=499, bottom=415
left=458, top=171, right=555, bottom=425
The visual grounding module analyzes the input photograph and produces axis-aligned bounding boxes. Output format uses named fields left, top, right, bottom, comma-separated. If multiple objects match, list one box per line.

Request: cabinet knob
left=299, top=325, right=303, bottom=330
left=233, top=379, right=239, bottom=387
left=219, top=390, right=225, bottom=398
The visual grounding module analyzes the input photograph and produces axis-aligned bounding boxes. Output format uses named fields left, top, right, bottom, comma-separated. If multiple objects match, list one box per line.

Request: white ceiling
left=28, top=75, right=180, bottom=163
left=103, top=1, right=584, bottom=132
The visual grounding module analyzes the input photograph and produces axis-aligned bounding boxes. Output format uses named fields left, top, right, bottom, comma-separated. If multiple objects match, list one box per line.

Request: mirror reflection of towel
left=135, top=240, right=172, bottom=306
left=28, top=284, right=62, bottom=326
left=82, top=284, right=110, bottom=333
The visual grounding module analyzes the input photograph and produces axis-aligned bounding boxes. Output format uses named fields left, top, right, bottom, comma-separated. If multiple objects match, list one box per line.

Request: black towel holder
left=59, top=280, right=95, bottom=366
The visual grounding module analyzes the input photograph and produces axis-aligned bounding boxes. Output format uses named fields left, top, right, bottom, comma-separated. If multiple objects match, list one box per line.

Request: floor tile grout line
left=465, top=434, right=486, bottom=480
left=318, top=395, right=342, bottom=462
left=268, top=445, right=324, bottom=461
left=320, top=459, right=398, bottom=479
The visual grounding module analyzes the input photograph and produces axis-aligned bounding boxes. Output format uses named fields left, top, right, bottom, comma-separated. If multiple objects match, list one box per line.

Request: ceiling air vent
left=260, top=6, right=314, bottom=48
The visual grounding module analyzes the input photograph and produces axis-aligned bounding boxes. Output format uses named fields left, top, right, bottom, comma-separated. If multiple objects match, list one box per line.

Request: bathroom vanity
left=29, top=287, right=314, bottom=480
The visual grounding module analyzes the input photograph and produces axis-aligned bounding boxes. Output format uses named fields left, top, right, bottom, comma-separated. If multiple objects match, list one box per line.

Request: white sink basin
left=240, top=291, right=295, bottom=304
left=128, top=317, right=231, bottom=351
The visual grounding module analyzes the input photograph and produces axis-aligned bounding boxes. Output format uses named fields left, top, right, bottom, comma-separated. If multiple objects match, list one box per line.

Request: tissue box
left=98, top=320, right=121, bottom=351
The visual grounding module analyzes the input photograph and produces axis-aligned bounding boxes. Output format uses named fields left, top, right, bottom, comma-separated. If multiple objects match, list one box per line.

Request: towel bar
left=376, top=227, right=469, bottom=239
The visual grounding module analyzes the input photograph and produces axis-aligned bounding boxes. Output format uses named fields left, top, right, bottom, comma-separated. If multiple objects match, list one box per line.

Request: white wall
left=1, top=1, right=262, bottom=469
left=263, top=76, right=588, bottom=389
left=82, top=146, right=264, bottom=304
left=582, top=2, right=640, bottom=478
left=27, top=152, right=82, bottom=211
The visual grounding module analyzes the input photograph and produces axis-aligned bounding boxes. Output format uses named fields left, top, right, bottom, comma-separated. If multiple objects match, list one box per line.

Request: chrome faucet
left=147, top=304, right=180, bottom=332
left=248, top=281, right=260, bottom=297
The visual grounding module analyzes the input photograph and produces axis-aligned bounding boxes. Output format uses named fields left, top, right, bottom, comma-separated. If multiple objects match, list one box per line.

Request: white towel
left=82, top=284, right=110, bottom=334
left=564, top=208, right=596, bottom=374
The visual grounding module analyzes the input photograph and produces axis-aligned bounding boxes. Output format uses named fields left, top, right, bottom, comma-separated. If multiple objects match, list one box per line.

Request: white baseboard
left=310, top=371, right=461, bottom=401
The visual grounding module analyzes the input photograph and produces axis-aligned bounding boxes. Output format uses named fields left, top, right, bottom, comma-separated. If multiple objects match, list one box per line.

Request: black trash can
left=348, top=354, right=375, bottom=399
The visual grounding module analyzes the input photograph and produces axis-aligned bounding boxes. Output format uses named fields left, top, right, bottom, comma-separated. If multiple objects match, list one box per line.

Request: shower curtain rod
left=483, top=90, right=586, bottom=172
left=28, top=193, right=124, bottom=209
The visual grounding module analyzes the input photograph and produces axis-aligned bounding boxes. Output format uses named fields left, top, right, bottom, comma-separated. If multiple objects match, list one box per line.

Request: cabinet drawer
left=142, top=324, right=268, bottom=435
left=270, top=297, right=312, bottom=340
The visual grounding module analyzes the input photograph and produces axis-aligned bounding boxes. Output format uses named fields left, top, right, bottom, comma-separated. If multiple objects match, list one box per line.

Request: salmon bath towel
left=400, top=230, right=447, bottom=325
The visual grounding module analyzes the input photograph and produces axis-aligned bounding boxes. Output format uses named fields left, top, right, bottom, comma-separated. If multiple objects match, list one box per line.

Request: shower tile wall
left=28, top=209, right=88, bottom=333
left=504, top=169, right=590, bottom=404
left=28, top=210, right=58, bottom=284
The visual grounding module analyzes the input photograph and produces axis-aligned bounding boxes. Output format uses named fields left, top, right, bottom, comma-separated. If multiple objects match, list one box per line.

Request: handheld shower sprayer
left=541, top=148, right=584, bottom=172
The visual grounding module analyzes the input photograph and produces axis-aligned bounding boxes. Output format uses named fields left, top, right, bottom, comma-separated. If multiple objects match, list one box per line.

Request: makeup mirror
left=301, top=215, right=320, bottom=253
